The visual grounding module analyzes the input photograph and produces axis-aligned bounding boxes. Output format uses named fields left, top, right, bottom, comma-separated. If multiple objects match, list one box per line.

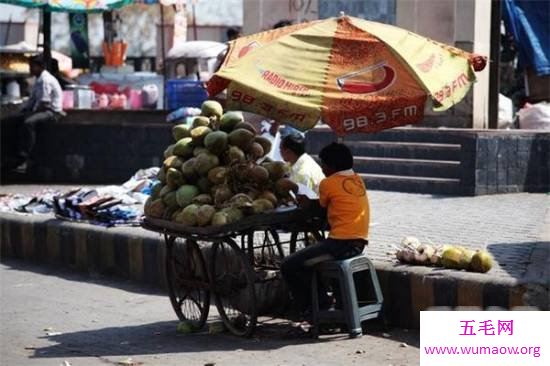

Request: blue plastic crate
left=166, top=79, right=208, bottom=110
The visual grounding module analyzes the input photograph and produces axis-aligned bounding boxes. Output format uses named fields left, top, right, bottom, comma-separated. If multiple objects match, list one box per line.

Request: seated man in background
left=2, top=54, right=64, bottom=173
left=279, top=132, right=325, bottom=194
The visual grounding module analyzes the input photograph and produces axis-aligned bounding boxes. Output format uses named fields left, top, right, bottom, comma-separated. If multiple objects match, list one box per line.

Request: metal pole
left=43, top=10, right=52, bottom=70
left=488, top=0, right=501, bottom=129
left=4, top=15, right=12, bottom=45
left=160, top=4, right=168, bottom=109
left=192, top=3, right=198, bottom=40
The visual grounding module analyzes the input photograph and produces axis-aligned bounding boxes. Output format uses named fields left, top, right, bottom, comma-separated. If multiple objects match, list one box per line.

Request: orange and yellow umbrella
left=207, top=16, right=486, bottom=136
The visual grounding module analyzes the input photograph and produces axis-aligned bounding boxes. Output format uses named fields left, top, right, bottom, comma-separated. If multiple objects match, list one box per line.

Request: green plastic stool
left=311, top=254, right=384, bottom=338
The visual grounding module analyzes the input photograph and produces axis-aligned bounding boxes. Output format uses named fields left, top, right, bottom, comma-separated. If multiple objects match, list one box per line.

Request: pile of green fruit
left=144, top=100, right=299, bottom=227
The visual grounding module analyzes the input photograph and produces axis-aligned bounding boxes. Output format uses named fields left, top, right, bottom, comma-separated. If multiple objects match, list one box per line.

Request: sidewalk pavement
left=1, top=185, right=549, bottom=324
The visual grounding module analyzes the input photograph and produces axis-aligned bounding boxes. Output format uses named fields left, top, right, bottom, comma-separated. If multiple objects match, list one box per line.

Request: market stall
left=141, top=15, right=487, bottom=338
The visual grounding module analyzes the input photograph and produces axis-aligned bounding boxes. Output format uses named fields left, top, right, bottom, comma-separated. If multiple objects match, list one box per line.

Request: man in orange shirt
left=281, top=142, right=370, bottom=322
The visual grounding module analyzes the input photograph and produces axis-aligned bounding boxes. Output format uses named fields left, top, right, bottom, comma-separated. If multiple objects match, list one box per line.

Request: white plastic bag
left=518, top=102, right=550, bottom=130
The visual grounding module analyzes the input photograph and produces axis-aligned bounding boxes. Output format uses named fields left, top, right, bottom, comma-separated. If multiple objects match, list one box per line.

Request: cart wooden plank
left=142, top=206, right=325, bottom=239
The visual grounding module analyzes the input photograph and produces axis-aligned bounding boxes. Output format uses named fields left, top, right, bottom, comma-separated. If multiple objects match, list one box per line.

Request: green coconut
left=151, top=182, right=164, bottom=200
left=180, top=158, right=198, bottom=181
left=219, top=111, right=244, bottom=132
left=441, top=247, right=465, bottom=270
left=228, top=128, right=255, bottom=150
left=176, top=185, right=200, bottom=207
left=157, top=167, right=167, bottom=183
left=211, top=211, right=230, bottom=226
left=192, top=116, right=211, bottom=128
left=248, top=142, right=264, bottom=159
left=229, top=193, right=253, bottom=208
left=227, top=145, right=246, bottom=163
left=171, top=208, right=182, bottom=222
left=201, top=100, right=223, bottom=119
left=224, top=207, right=244, bottom=223
left=162, top=190, right=178, bottom=209
left=275, top=178, right=299, bottom=198
left=173, top=137, right=194, bottom=158
left=254, top=135, right=272, bottom=155
left=193, top=194, right=213, bottom=205
left=163, top=155, right=184, bottom=170
left=190, top=126, right=212, bottom=145
left=147, top=199, right=166, bottom=218
left=144, top=196, right=153, bottom=215
left=159, top=185, right=174, bottom=198
left=177, top=320, right=198, bottom=334
left=457, top=246, right=476, bottom=269
left=172, top=124, right=190, bottom=141
left=234, top=163, right=251, bottom=182
left=234, top=121, right=257, bottom=134
left=249, top=165, right=269, bottom=184
left=470, top=250, right=494, bottom=273
left=166, top=167, right=185, bottom=188
left=164, top=144, right=175, bottom=158
left=196, top=176, right=212, bottom=194
left=193, top=146, right=209, bottom=157
left=252, top=198, right=274, bottom=214
left=208, top=166, right=229, bottom=185
left=213, top=185, right=233, bottom=205
left=263, top=161, right=289, bottom=181
left=194, top=152, right=219, bottom=175
left=204, top=130, right=228, bottom=155
left=180, top=204, right=200, bottom=226
left=197, top=204, right=216, bottom=226
left=258, top=190, right=278, bottom=206
left=165, top=204, right=180, bottom=220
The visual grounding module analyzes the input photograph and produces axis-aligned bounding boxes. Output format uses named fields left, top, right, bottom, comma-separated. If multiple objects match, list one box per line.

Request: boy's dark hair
left=319, top=142, right=353, bottom=171
left=29, top=54, right=46, bottom=68
left=281, top=133, right=305, bottom=156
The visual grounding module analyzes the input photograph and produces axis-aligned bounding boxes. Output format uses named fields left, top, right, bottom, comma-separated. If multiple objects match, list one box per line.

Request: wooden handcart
left=141, top=206, right=326, bottom=337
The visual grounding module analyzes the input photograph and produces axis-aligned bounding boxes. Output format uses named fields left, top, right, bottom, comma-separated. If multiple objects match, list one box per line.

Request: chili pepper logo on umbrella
left=337, top=62, right=396, bottom=94
left=238, top=41, right=261, bottom=59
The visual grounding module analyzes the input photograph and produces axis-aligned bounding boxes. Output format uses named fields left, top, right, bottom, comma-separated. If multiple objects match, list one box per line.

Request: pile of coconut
left=395, top=237, right=494, bottom=273
left=144, top=100, right=299, bottom=227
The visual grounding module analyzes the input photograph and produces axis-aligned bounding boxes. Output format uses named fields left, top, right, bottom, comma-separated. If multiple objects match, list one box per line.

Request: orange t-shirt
left=319, top=171, right=370, bottom=240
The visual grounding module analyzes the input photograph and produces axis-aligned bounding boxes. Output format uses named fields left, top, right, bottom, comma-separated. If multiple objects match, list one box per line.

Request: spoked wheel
left=243, top=230, right=284, bottom=269
left=165, top=236, right=210, bottom=330
left=289, top=230, right=325, bottom=253
left=211, top=238, right=257, bottom=337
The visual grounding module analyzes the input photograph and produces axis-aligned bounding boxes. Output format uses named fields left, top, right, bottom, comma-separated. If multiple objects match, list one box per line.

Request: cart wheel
left=165, top=237, right=210, bottom=330
left=245, top=230, right=284, bottom=267
left=211, top=238, right=257, bottom=337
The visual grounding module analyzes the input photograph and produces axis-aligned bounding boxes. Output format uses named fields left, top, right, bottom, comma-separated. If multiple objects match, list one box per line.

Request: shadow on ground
left=31, top=319, right=419, bottom=360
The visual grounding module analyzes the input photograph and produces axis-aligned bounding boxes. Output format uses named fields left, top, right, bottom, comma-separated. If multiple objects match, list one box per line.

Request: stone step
left=306, top=126, right=472, bottom=148
left=360, top=173, right=462, bottom=195
left=346, top=141, right=462, bottom=161
left=353, top=156, right=461, bottom=179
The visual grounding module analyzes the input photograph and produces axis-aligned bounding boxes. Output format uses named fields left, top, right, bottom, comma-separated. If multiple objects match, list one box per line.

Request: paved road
left=0, top=260, right=419, bottom=366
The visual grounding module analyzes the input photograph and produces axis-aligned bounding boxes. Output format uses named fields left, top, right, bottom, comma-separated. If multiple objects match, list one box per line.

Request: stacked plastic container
left=166, top=80, right=208, bottom=110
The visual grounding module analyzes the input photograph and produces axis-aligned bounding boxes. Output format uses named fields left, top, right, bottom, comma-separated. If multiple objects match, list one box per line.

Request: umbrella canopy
left=207, top=16, right=487, bottom=136
left=167, top=41, right=227, bottom=60
left=0, top=0, right=132, bottom=12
